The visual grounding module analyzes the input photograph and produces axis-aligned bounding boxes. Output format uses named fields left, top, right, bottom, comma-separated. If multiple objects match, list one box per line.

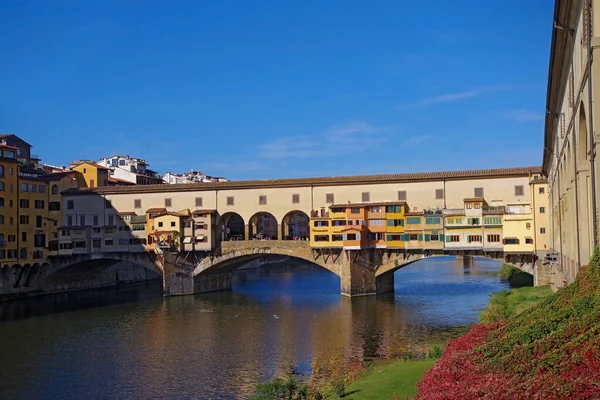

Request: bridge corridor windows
left=249, top=212, right=278, bottom=240
left=282, top=211, right=309, bottom=240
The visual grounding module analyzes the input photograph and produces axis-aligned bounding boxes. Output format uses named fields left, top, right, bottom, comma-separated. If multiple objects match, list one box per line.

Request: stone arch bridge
left=1, top=241, right=516, bottom=299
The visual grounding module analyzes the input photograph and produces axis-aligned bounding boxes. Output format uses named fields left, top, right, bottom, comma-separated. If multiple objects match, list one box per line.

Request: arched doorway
left=281, top=210, right=310, bottom=240
left=248, top=212, right=278, bottom=240
left=218, top=212, right=245, bottom=241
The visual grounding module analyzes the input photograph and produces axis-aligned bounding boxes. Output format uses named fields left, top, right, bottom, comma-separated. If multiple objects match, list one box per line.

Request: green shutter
left=425, top=234, right=430, bottom=242
left=467, top=236, right=471, bottom=243
left=418, top=233, right=423, bottom=241
left=387, top=219, right=393, bottom=226
left=445, top=235, right=450, bottom=242
left=440, top=234, right=444, bottom=242
left=403, top=233, right=409, bottom=241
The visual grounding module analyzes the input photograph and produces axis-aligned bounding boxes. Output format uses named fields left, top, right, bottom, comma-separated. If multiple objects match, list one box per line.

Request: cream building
left=59, top=166, right=548, bottom=259
left=543, top=0, right=599, bottom=281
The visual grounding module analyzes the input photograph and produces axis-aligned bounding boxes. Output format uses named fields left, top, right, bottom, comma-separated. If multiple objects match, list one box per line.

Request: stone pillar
left=277, top=223, right=283, bottom=240
left=194, top=272, right=232, bottom=293
left=244, top=224, right=250, bottom=241
left=339, top=248, right=392, bottom=297
left=162, top=253, right=194, bottom=296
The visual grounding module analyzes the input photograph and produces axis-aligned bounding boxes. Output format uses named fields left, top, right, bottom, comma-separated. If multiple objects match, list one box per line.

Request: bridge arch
left=217, top=212, right=245, bottom=241
left=281, top=210, right=310, bottom=240
left=248, top=211, right=278, bottom=240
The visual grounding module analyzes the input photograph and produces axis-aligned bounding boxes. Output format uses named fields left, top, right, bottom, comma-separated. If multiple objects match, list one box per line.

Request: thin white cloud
left=503, top=109, right=542, bottom=122
left=259, top=122, right=388, bottom=159
left=404, top=85, right=513, bottom=108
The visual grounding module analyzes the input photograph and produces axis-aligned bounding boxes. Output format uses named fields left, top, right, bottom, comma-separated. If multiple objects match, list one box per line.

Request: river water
left=0, top=256, right=509, bottom=399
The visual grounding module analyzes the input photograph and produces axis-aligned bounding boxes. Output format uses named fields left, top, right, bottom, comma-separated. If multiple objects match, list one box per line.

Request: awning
left=183, top=237, right=192, bottom=244
left=196, top=235, right=205, bottom=241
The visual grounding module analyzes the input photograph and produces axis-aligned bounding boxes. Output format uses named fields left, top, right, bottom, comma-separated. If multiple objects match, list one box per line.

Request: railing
left=423, top=210, right=443, bottom=215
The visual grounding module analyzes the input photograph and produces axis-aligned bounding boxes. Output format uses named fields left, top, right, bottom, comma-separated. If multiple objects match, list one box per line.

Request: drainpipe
left=587, top=0, right=598, bottom=246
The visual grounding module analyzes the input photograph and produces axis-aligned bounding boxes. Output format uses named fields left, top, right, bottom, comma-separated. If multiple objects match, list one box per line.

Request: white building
left=97, top=155, right=163, bottom=185
left=163, top=170, right=229, bottom=184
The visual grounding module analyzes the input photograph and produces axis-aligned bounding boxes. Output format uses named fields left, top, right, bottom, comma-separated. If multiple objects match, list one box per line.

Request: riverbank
left=415, top=250, right=600, bottom=399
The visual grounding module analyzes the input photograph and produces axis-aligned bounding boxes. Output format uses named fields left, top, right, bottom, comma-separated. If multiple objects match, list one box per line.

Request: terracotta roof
left=463, top=197, right=486, bottom=202
left=73, top=161, right=110, bottom=170
left=117, top=211, right=137, bottom=216
left=146, top=208, right=167, bottom=213
left=405, top=211, right=424, bottom=216
left=341, top=227, right=363, bottom=232
left=108, top=176, right=135, bottom=185
left=330, top=201, right=407, bottom=208
left=0, top=143, right=20, bottom=151
left=192, top=209, right=217, bottom=215
left=153, top=211, right=186, bottom=218
left=60, top=166, right=543, bottom=195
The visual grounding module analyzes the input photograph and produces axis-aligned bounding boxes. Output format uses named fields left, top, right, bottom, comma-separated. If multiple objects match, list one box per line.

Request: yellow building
left=530, top=175, right=550, bottom=258
left=422, top=210, right=444, bottom=251
left=72, top=162, right=109, bottom=188
left=385, top=202, right=407, bottom=248
left=0, top=143, right=20, bottom=265
left=404, top=211, right=424, bottom=250
left=18, top=169, right=49, bottom=263
left=148, top=210, right=189, bottom=251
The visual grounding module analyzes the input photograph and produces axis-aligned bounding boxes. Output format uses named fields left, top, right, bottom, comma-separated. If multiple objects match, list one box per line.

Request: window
left=487, top=234, right=500, bottom=242
left=0, top=198, right=3, bottom=207
left=108, top=215, right=114, bottom=225
left=52, top=185, right=58, bottom=194
left=474, top=187, right=484, bottom=197
left=332, top=220, right=346, bottom=226
left=539, top=207, right=546, bottom=214
left=227, top=196, right=234, bottom=206
left=35, top=200, right=44, bottom=209
left=30, top=184, right=36, bottom=192
left=49, top=202, right=60, bottom=211
left=430, top=234, right=439, bottom=241
left=0, top=215, right=3, bottom=224
left=515, top=185, right=524, bottom=196
left=409, top=234, right=418, bottom=241
left=104, top=239, right=114, bottom=246
left=484, top=217, right=502, bottom=225
left=435, top=189, right=444, bottom=199
left=386, top=234, right=403, bottom=241
left=362, top=192, right=370, bottom=202
left=158, top=222, right=163, bottom=228
left=289, top=194, right=300, bottom=204
left=105, top=200, right=112, bottom=208
left=36, top=215, right=42, bottom=228
left=406, top=217, right=421, bottom=225
left=398, top=190, right=407, bottom=201
left=67, top=200, right=74, bottom=210
left=134, top=199, right=141, bottom=209
left=326, top=193, right=334, bottom=204
left=170, top=221, right=176, bottom=227
left=387, top=219, right=404, bottom=227
left=8, top=168, right=12, bottom=175
left=503, top=238, right=520, bottom=245
left=93, top=215, right=99, bottom=226
left=466, top=203, right=472, bottom=209
left=39, top=185, right=45, bottom=193
left=425, top=217, right=440, bottom=225
left=21, top=183, right=27, bottom=192
left=370, top=206, right=382, bottom=213
left=448, top=235, right=460, bottom=242
left=526, top=222, right=531, bottom=229
left=539, top=187, right=545, bottom=194
left=540, top=227, right=546, bottom=234
left=313, top=235, right=329, bottom=242
left=332, top=234, right=343, bottom=242
left=165, top=198, right=172, bottom=207
left=67, top=215, right=73, bottom=226
left=8, top=235, right=15, bottom=242
left=195, top=197, right=203, bottom=207
left=525, top=238, right=534, bottom=244
left=119, top=238, right=128, bottom=245
left=474, top=203, right=481, bottom=209
left=467, top=235, right=482, bottom=242
left=385, top=205, right=401, bottom=213
left=313, top=220, right=329, bottom=227
left=80, top=215, right=85, bottom=226
left=369, top=219, right=385, bottom=226
left=347, top=234, right=357, bottom=240
left=259, top=195, right=267, bottom=205
left=467, top=218, right=480, bottom=225
left=19, top=199, right=29, bottom=208
left=21, top=232, right=27, bottom=242
left=19, top=215, right=29, bottom=224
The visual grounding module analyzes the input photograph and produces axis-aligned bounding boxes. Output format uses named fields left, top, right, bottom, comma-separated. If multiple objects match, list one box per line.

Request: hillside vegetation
left=416, top=249, right=600, bottom=399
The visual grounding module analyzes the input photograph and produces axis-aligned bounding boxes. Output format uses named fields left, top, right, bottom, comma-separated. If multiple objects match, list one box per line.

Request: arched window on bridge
left=281, top=210, right=310, bottom=240
left=249, top=212, right=278, bottom=240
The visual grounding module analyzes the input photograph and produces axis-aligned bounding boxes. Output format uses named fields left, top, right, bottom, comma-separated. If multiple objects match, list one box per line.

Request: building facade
left=543, top=0, right=600, bottom=281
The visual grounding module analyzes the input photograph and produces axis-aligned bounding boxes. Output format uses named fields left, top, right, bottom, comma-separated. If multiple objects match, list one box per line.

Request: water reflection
left=0, top=257, right=509, bottom=399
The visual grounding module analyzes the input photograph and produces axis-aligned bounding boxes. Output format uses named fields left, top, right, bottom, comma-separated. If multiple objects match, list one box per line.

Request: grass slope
left=341, top=359, right=436, bottom=400
left=416, top=249, right=600, bottom=399
left=479, top=286, right=553, bottom=323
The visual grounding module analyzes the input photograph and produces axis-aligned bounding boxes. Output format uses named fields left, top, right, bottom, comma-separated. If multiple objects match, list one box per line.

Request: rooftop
left=62, top=166, right=542, bottom=195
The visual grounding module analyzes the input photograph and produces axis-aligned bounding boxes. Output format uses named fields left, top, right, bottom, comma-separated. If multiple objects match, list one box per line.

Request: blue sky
left=1, top=0, right=553, bottom=180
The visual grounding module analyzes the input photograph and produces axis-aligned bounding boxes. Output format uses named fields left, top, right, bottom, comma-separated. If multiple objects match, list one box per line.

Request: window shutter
left=343, top=234, right=347, bottom=240
left=418, top=233, right=423, bottom=241
left=467, top=236, right=471, bottom=243
left=440, top=234, right=445, bottom=242
left=402, top=233, right=408, bottom=241
left=387, top=219, right=394, bottom=226
left=386, top=234, right=392, bottom=241
left=425, top=234, right=430, bottom=242
left=356, top=233, right=361, bottom=240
